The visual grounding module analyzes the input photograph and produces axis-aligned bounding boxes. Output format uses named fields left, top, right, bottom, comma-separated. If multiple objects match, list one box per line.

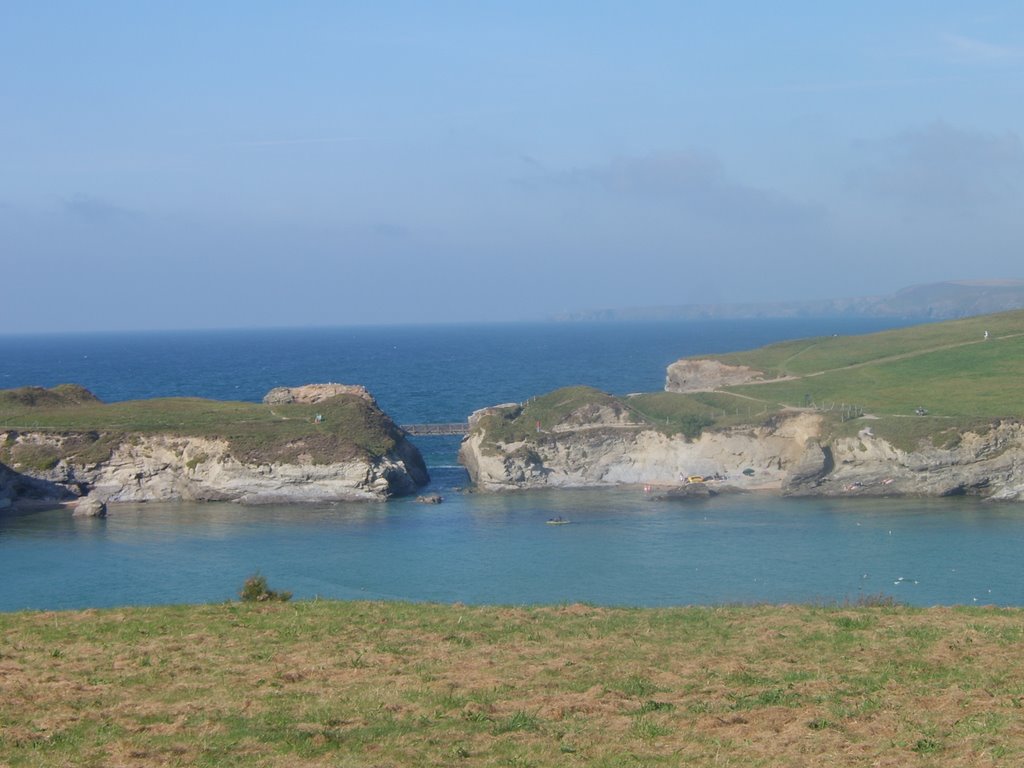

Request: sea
left=2, top=318, right=1022, bottom=611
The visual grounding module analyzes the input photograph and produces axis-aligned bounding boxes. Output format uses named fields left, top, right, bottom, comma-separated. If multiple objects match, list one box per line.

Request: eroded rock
left=461, top=411, right=824, bottom=491
left=73, top=496, right=107, bottom=518
left=263, top=383, right=375, bottom=405
left=665, top=359, right=764, bottom=393
left=460, top=405, right=1024, bottom=501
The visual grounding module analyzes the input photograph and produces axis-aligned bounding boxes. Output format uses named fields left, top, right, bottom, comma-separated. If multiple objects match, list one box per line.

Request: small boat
left=546, top=516, right=572, bottom=525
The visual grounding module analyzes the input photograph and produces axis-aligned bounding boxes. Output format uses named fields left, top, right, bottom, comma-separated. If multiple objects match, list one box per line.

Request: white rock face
left=460, top=412, right=823, bottom=491
left=263, top=383, right=375, bottom=405
left=665, top=359, right=764, bottom=393
left=73, top=495, right=107, bottom=517
left=5, top=432, right=425, bottom=504
left=803, top=420, right=1024, bottom=499
left=459, top=411, right=1024, bottom=500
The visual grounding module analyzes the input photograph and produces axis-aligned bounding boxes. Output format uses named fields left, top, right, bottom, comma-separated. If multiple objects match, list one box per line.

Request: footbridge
left=401, top=422, right=470, bottom=436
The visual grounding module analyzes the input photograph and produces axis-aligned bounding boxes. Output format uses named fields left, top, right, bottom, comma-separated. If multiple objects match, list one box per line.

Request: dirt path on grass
left=727, top=331, right=1024, bottom=388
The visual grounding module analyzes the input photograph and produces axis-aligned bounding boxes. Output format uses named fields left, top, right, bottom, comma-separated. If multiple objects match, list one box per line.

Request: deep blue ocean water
left=4, top=317, right=1022, bottom=611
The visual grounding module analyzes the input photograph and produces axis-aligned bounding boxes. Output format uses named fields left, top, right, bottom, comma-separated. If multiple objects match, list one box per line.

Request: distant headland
left=551, top=280, right=1024, bottom=322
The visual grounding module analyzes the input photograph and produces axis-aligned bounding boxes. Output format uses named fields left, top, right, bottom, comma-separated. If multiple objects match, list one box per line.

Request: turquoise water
left=5, top=317, right=1021, bottom=610
left=2, top=487, right=1020, bottom=611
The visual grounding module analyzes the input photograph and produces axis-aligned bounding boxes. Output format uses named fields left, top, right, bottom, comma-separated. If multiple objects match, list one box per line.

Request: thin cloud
left=556, top=152, right=723, bottom=198
left=234, top=137, right=362, bottom=148
left=526, top=151, right=819, bottom=226
left=944, top=33, right=1024, bottom=63
left=61, top=194, right=138, bottom=221
left=519, top=154, right=545, bottom=171
left=848, top=122, right=1024, bottom=213
left=769, top=75, right=966, bottom=94
left=370, top=222, right=409, bottom=239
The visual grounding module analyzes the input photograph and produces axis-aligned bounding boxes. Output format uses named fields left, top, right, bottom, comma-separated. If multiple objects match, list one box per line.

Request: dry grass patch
left=2, top=601, right=1023, bottom=766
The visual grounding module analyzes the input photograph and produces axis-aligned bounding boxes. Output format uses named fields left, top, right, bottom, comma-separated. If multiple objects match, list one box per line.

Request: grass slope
left=2, top=601, right=1022, bottom=767
left=714, top=310, right=1024, bottom=380
left=474, top=311, right=1024, bottom=451
left=473, top=387, right=642, bottom=444
left=710, top=310, right=1024, bottom=449
left=0, top=387, right=401, bottom=466
left=636, top=310, right=1024, bottom=447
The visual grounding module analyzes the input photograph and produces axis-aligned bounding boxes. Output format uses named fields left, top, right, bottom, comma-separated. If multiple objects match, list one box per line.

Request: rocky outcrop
left=0, top=462, right=17, bottom=509
left=785, top=420, right=1024, bottom=500
left=460, top=404, right=821, bottom=491
left=0, top=459, right=76, bottom=509
left=0, top=384, right=101, bottom=408
left=665, top=359, right=764, bottom=393
left=1, top=383, right=428, bottom=505
left=780, top=440, right=833, bottom=491
left=2, top=430, right=426, bottom=504
left=460, top=401, right=1024, bottom=501
left=263, top=383, right=374, bottom=405
left=73, top=496, right=107, bottom=518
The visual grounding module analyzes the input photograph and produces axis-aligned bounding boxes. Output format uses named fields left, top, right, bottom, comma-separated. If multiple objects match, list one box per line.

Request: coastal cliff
left=458, top=388, right=815, bottom=492
left=458, top=387, right=1024, bottom=500
left=0, top=384, right=428, bottom=507
left=459, top=396, right=816, bottom=491
left=787, top=420, right=1024, bottom=500
left=460, top=311, right=1024, bottom=500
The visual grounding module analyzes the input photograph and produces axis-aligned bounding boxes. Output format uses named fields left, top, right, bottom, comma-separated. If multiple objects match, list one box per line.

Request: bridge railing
left=401, top=423, right=470, bottom=436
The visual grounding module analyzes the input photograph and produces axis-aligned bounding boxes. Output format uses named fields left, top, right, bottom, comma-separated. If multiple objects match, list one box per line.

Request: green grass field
left=725, top=332, right=1024, bottom=419
left=682, top=310, right=1024, bottom=421
left=2, top=600, right=1023, bottom=767
left=714, top=310, right=1024, bottom=379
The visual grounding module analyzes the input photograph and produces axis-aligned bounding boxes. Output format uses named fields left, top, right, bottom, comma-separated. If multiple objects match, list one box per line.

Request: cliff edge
left=0, top=384, right=428, bottom=507
left=458, top=388, right=1024, bottom=500
left=459, top=388, right=823, bottom=492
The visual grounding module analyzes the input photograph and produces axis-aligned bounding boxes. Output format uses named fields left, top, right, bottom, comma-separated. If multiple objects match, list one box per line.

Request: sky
left=2, top=1, right=1024, bottom=332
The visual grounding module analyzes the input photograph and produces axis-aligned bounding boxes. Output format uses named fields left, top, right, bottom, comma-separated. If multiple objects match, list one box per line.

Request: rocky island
left=0, top=383, right=428, bottom=509
left=460, top=310, right=1024, bottom=500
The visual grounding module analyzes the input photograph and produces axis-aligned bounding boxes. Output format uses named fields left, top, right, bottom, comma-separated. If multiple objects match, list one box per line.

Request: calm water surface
left=2, top=485, right=1020, bottom=611
left=3, top=318, right=1020, bottom=610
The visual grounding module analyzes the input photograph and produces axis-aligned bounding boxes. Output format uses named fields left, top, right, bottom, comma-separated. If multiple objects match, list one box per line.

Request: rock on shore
left=73, top=496, right=107, bottom=517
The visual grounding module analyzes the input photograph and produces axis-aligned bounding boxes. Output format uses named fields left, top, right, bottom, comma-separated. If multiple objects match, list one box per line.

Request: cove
left=2, top=487, right=1020, bottom=611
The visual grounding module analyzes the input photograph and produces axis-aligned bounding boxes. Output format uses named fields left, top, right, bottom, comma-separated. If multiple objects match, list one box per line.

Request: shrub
left=240, top=573, right=292, bottom=602
left=11, top=442, right=61, bottom=472
left=491, top=710, right=539, bottom=734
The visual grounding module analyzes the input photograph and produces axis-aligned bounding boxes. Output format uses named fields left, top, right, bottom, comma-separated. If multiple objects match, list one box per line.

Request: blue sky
left=3, top=2, right=1023, bottom=332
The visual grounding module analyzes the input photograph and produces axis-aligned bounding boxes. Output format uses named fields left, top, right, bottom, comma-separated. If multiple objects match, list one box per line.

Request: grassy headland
left=709, top=309, right=1024, bottom=450
left=474, top=310, right=1024, bottom=451
left=2, top=600, right=1023, bottom=766
left=0, top=386, right=402, bottom=466
left=716, top=311, right=1024, bottom=416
